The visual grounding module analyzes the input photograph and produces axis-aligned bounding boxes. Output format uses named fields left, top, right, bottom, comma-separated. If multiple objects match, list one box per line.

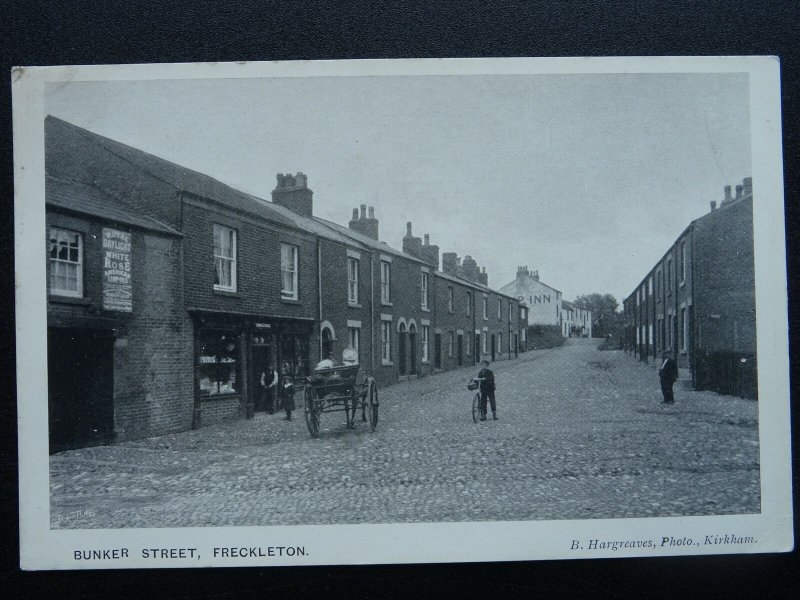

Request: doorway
left=408, top=324, right=417, bottom=375
left=251, top=342, right=273, bottom=413
left=398, top=322, right=407, bottom=375
left=48, top=328, right=114, bottom=453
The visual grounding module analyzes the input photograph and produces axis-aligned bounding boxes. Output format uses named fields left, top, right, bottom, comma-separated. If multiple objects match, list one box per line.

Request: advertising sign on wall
left=102, top=228, right=132, bottom=312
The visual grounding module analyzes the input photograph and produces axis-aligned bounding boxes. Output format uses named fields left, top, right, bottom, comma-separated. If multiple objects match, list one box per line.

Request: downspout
left=369, top=253, right=375, bottom=374
left=317, top=239, right=323, bottom=361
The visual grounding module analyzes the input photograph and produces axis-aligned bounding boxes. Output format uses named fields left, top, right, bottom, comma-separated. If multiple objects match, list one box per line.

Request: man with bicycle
left=477, top=360, right=497, bottom=421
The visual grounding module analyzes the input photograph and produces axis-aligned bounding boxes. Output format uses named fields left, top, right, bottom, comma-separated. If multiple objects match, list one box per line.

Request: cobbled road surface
left=50, top=339, right=760, bottom=528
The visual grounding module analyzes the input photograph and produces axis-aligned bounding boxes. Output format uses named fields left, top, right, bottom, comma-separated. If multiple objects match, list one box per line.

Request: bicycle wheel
left=472, top=392, right=480, bottom=423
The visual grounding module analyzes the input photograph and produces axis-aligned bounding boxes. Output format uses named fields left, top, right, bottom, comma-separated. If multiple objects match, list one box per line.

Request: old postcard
left=13, top=57, right=791, bottom=569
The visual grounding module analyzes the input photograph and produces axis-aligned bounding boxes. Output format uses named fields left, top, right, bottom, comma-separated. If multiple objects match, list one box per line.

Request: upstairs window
left=447, top=286, right=454, bottom=312
left=281, top=243, right=299, bottom=300
left=466, top=292, right=472, bottom=316
left=213, top=224, right=237, bottom=292
left=421, top=271, right=429, bottom=309
left=348, top=257, right=359, bottom=304
left=49, top=227, right=83, bottom=297
left=679, top=240, right=686, bottom=284
left=380, top=260, right=391, bottom=303
left=483, top=295, right=488, bottom=320
left=497, top=299, right=502, bottom=320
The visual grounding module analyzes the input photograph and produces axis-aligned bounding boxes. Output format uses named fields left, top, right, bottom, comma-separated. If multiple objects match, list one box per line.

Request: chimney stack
left=723, top=185, right=733, bottom=204
left=420, top=233, right=440, bottom=271
left=442, top=252, right=458, bottom=275
left=348, top=204, right=380, bottom=240
left=533, top=270, right=539, bottom=281
left=402, top=221, right=423, bottom=258
left=710, top=200, right=717, bottom=211
left=735, top=185, right=743, bottom=200
left=743, top=177, right=753, bottom=197
left=272, top=172, right=313, bottom=217
left=478, top=267, right=488, bottom=286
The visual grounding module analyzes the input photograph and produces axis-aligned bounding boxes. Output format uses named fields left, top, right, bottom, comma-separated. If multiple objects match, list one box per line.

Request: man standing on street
left=659, top=351, right=678, bottom=404
left=477, top=360, right=497, bottom=421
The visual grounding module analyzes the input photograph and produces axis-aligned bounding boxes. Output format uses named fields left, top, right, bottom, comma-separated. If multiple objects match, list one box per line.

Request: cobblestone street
left=49, top=339, right=760, bottom=528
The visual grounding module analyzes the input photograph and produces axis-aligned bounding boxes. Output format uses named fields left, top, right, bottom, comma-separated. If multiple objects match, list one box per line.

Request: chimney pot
left=368, top=206, right=375, bottom=219
left=710, top=200, right=717, bottom=211
left=424, top=234, right=430, bottom=245
left=360, top=204, right=367, bottom=219
left=352, top=208, right=359, bottom=221
left=743, top=177, right=752, bottom=197
left=735, top=185, right=743, bottom=200
left=724, top=185, right=732, bottom=201
left=406, top=222, right=413, bottom=235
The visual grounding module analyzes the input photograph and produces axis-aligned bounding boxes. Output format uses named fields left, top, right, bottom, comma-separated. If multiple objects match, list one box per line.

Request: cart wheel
left=304, top=386, right=320, bottom=438
left=367, top=379, right=379, bottom=431
left=472, top=392, right=480, bottom=423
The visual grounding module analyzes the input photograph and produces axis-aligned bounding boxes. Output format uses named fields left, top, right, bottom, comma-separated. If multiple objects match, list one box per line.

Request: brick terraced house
left=623, top=178, right=756, bottom=399
left=44, top=116, right=528, bottom=450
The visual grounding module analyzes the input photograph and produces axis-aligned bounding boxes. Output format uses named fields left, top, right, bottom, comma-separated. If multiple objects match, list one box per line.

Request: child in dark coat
left=477, top=360, right=497, bottom=421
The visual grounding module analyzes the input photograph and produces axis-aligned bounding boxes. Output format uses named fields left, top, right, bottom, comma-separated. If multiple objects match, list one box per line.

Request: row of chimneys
left=271, top=172, right=489, bottom=284
left=710, top=177, right=752, bottom=212
left=516, top=266, right=540, bottom=281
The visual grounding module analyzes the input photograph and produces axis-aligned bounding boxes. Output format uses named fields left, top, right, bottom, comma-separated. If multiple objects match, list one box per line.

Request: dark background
left=1, top=1, right=798, bottom=597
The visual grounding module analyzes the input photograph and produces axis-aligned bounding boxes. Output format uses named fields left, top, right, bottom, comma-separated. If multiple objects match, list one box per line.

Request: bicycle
left=467, top=378, right=483, bottom=423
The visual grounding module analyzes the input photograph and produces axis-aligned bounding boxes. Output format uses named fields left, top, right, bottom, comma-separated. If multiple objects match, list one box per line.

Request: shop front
left=191, top=311, right=313, bottom=427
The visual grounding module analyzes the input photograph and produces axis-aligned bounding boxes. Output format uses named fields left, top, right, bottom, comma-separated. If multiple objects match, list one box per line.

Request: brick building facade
left=623, top=178, right=756, bottom=398
left=44, top=116, right=529, bottom=450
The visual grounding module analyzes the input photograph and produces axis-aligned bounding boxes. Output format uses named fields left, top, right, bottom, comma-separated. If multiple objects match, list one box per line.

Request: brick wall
left=693, top=197, right=756, bottom=354
left=182, top=199, right=318, bottom=321
left=318, top=239, right=374, bottom=370
left=46, top=210, right=193, bottom=443
left=433, top=276, right=477, bottom=372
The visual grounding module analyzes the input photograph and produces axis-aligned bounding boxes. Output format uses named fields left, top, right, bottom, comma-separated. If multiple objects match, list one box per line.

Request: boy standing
left=478, top=360, right=497, bottom=421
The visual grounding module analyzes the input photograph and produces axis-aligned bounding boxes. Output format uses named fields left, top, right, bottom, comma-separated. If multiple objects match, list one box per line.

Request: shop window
left=198, top=331, right=240, bottom=396
left=49, top=227, right=83, bottom=297
left=213, top=224, right=237, bottom=292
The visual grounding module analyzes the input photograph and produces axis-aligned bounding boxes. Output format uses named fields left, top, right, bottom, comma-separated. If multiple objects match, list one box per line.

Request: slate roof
left=314, top=217, right=428, bottom=264
left=46, top=175, right=181, bottom=236
left=46, top=116, right=297, bottom=229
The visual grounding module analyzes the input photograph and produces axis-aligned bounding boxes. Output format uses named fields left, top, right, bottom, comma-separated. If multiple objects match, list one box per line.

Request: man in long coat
left=658, top=351, right=678, bottom=404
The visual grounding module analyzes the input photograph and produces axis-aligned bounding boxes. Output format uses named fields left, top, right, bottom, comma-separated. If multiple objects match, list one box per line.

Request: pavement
left=50, top=338, right=760, bottom=528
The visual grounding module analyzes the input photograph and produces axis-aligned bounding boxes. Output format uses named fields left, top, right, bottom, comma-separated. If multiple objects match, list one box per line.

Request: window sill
left=381, top=360, right=393, bottom=366
left=421, top=359, right=429, bottom=365
left=421, top=307, right=430, bottom=312
left=381, top=301, right=393, bottom=307
left=49, top=295, right=90, bottom=306
left=281, top=298, right=301, bottom=305
left=200, top=392, right=241, bottom=401
left=214, top=289, right=241, bottom=298
left=348, top=302, right=363, bottom=309
left=679, top=281, right=686, bottom=288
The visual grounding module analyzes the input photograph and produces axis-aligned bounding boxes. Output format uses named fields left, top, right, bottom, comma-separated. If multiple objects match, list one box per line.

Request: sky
left=45, top=71, right=751, bottom=304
